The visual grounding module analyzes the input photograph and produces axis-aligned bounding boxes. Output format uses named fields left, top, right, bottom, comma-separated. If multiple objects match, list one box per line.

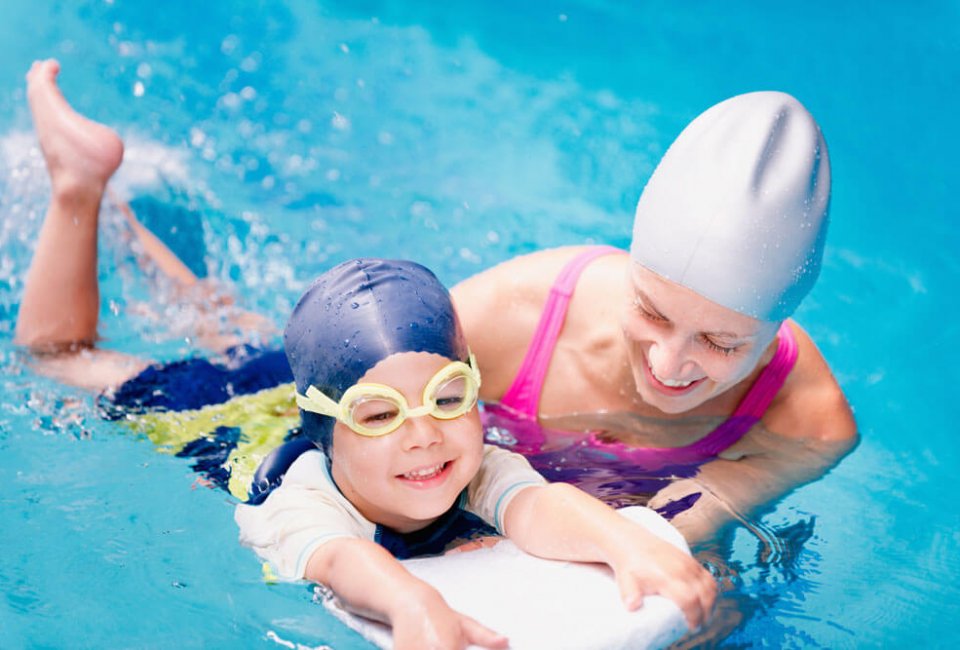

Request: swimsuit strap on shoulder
left=732, top=321, right=799, bottom=419
left=499, top=246, right=626, bottom=419
left=675, top=320, right=800, bottom=457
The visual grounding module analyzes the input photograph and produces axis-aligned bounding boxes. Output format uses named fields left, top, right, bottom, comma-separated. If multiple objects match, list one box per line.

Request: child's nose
left=400, top=412, right=443, bottom=450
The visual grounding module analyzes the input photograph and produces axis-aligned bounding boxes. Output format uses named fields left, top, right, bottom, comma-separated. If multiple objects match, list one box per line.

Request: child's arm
left=235, top=449, right=508, bottom=650
left=502, top=482, right=716, bottom=629
left=304, top=538, right=508, bottom=650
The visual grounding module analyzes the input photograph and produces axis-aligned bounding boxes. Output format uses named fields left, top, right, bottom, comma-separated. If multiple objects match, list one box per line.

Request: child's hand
left=607, top=528, right=717, bottom=630
left=391, top=586, right=508, bottom=650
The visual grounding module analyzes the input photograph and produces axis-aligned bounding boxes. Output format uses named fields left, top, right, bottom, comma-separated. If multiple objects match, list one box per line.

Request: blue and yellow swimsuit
left=99, top=345, right=300, bottom=499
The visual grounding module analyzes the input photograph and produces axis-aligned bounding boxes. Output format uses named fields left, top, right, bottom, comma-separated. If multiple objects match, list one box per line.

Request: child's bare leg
left=15, top=59, right=148, bottom=391
left=17, top=59, right=273, bottom=369
left=15, top=59, right=123, bottom=350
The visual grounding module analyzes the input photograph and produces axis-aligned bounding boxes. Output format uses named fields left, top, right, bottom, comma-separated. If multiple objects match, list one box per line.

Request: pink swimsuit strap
left=496, top=245, right=800, bottom=467
left=499, top=246, right=626, bottom=418
left=588, top=321, right=798, bottom=467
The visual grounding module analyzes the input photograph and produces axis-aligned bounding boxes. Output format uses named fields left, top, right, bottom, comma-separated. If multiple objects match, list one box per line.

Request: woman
left=454, top=92, right=858, bottom=544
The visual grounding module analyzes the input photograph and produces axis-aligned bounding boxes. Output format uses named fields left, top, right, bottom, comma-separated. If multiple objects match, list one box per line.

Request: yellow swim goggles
left=295, top=353, right=482, bottom=437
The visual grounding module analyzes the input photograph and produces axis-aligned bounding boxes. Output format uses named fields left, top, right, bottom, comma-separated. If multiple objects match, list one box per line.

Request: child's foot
left=26, top=59, right=124, bottom=199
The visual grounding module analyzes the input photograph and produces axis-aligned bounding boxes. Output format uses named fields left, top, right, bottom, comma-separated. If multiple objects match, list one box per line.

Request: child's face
left=330, top=351, right=485, bottom=533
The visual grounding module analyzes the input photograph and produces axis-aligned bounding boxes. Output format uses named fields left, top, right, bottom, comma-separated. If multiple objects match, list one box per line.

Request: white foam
left=109, top=132, right=194, bottom=200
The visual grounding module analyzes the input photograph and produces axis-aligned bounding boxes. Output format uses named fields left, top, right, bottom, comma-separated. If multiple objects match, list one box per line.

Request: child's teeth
left=404, top=463, right=444, bottom=480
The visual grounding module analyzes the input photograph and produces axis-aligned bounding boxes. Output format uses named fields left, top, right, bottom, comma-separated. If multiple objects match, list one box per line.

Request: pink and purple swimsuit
left=481, top=246, right=799, bottom=515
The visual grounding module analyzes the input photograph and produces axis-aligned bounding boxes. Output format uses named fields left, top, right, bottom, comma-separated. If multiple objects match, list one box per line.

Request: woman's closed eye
left=634, top=297, right=667, bottom=322
left=701, top=336, right=740, bottom=356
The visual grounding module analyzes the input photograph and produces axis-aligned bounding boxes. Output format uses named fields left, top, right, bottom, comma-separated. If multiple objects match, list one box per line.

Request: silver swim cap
left=630, top=91, right=830, bottom=321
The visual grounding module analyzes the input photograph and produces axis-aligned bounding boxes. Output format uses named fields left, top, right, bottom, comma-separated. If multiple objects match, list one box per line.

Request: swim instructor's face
left=621, top=264, right=779, bottom=415
left=330, top=352, right=485, bottom=534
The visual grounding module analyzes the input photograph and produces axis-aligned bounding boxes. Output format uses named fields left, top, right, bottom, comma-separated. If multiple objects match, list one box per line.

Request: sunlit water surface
left=1, top=1, right=958, bottom=648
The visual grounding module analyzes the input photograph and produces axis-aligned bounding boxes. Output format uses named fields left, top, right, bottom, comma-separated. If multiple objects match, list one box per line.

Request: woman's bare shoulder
left=767, top=320, right=858, bottom=447
left=454, top=247, right=589, bottom=294
left=451, top=246, right=596, bottom=399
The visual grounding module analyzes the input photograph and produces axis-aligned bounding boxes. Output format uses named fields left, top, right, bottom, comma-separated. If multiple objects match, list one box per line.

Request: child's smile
left=399, top=460, right=453, bottom=484
left=331, top=352, right=485, bottom=533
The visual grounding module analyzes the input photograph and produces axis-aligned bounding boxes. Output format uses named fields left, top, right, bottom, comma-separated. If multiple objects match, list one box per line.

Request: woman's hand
left=390, top=586, right=508, bottom=650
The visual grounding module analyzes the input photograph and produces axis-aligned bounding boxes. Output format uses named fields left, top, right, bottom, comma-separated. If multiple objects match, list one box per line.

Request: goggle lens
left=349, top=396, right=404, bottom=432
left=431, top=374, right=473, bottom=417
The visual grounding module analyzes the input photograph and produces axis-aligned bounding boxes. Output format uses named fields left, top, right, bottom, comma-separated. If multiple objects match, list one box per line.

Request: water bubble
left=221, top=35, right=240, bottom=55
left=485, top=427, right=517, bottom=446
left=220, top=92, right=241, bottom=109
left=240, top=53, right=261, bottom=72
left=189, top=128, right=206, bottom=147
left=331, top=112, right=351, bottom=131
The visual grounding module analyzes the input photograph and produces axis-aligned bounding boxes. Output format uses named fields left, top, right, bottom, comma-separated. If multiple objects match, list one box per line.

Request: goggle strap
left=295, top=385, right=340, bottom=418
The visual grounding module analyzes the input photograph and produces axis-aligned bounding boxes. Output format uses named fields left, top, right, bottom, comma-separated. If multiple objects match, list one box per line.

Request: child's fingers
left=662, top=572, right=717, bottom=630
left=669, top=583, right=706, bottom=629
left=460, top=613, right=509, bottom=649
left=614, top=567, right=717, bottom=629
left=695, top=568, right=718, bottom=624
left=615, top=574, right=646, bottom=611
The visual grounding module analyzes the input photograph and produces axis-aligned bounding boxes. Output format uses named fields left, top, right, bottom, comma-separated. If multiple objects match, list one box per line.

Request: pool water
left=2, top=1, right=958, bottom=647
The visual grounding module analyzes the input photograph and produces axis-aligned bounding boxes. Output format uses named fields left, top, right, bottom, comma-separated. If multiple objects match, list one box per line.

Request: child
left=235, top=257, right=716, bottom=650
left=16, top=61, right=715, bottom=647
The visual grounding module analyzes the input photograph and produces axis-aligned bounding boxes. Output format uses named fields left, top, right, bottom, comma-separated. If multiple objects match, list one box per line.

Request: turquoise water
left=1, top=1, right=958, bottom=647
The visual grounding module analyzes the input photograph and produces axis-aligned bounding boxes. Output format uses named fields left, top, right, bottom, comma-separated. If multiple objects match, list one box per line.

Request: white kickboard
left=323, top=506, right=690, bottom=650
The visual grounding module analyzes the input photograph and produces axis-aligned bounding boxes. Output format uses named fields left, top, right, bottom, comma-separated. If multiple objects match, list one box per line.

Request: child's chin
left=402, top=498, right=459, bottom=524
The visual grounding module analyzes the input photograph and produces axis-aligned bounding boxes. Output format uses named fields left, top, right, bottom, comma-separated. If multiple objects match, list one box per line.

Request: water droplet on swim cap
left=283, top=258, right=468, bottom=450
left=630, top=91, right=831, bottom=321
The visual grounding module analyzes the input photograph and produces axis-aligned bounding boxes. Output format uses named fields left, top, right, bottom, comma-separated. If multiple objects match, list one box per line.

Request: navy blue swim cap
left=284, top=258, right=468, bottom=453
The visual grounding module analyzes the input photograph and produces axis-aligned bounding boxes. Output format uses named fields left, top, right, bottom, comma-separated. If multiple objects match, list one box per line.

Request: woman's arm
left=304, top=538, right=508, bottom=650
left=649, top=340, right=859, bottom=545
left=501, top=482, right=716, bottom=629
left=649, top=420, right=857, bottom=546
